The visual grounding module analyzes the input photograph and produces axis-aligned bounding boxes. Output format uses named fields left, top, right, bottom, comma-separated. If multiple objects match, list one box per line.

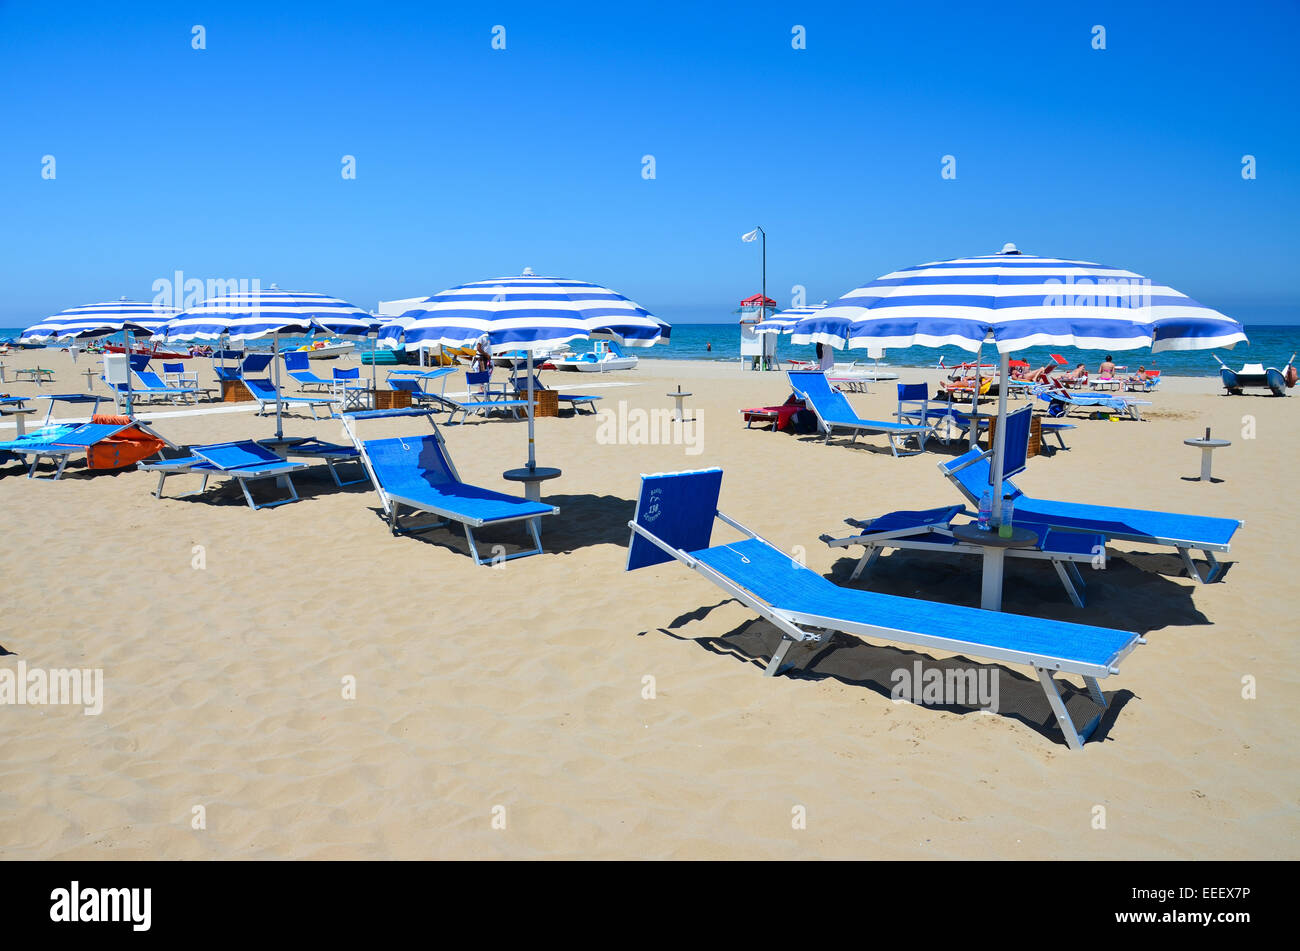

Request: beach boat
left=552, top=339, right=638, bottom=372
left=493, top=345, right=572, bottom=369
left=104, top=340, right=194, bottom=359
left=1214, top=353, right=1295, bottom=396
left=295, top=340, right=355, bottom=360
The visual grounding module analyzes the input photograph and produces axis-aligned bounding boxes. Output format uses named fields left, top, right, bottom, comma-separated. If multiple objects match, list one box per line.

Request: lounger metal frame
left=628, top=504, right=1142, bottom=751
left=820, top=510, right=1102, bottom=608
left=940, top=451, right=1240, bottom=583
left=339, top=409, right=554, bottom=564
left=141, top=444, right=307, bottom=510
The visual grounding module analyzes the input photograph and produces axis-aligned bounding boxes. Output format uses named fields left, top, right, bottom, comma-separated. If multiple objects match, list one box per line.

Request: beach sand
left=1, top=349, right=1296, bottom=859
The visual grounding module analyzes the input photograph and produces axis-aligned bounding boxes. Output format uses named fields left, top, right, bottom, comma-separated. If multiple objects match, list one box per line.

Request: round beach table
left=503, top=466, right=562, bottom=534
left=951, top=523, right=1040, bottom=612
left=1184, top=437, right=1230, bottom=482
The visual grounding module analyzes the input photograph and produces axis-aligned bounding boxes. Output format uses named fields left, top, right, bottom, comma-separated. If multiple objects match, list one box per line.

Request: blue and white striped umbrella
left=161, top=287, right=371, bottom=438
left=792, top=244, right=1247, bottom=609
left=387, top=270, right=665, bottom=469
left=793, top=245, right=1247, bottom=354
left=160, top=287, right=371, bottom=343
left=387, top=271, right=666, bottom=352
left=753, top=302, right=826, bottom=334
left=20, top=299, right=179, bottom=342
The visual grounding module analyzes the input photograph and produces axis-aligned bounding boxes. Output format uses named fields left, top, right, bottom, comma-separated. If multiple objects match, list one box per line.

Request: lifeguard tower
left=738, top=293, right=778, bottom=370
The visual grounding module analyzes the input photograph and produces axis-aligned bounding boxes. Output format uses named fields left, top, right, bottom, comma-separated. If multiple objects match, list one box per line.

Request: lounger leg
left=1066, top=559, right=1088, bottom=591
left=389, top=501, right=400, bottom=534
left=1178, top=546, right=1205, bottom=584
left=1035, top=666, right=1086, bottom=751
left=1052, top=559, right=1085, bottom=608
left=154, top=471, right=168, bottom=499
left=765, top=631, right=828, bottom=677
left=527, top=517, right=544, bottom=557
left=464, top=526, right=482, bottom=564
left=850, top=546, right=882, bottom=581
left=1201, top=550, right=1222, bottom=583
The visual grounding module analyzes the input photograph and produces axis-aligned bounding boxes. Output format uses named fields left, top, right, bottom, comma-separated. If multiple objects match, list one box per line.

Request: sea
left=4, top=323, right=1297, bottom=378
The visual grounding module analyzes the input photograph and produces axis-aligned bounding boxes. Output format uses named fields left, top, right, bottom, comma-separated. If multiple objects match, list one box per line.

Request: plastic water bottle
left=978, top=490, right=992, bottom=531
left=998, top=496, right=1015, bottom=538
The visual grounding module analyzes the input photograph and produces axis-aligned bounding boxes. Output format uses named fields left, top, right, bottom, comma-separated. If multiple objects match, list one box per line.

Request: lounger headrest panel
left=134, top=369, right=167, bottom=387
left=283, top=351, right=310, bottom=371
left=50, top=422, right=133, bottom=448
left=863, top=505, right=964, bottom=535
left=1000, top=405, right=1033, bottom=480
left=364, top=435, right=455, bottom=489
left=241, top=353, right=274, bottom=374
left=388, top=379, right=419, bottom=392
left=627, top=468, right=723, bottom=571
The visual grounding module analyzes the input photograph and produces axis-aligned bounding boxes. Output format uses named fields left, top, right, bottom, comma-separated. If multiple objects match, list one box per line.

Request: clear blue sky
left=1, top=0, right=1296, bottom=327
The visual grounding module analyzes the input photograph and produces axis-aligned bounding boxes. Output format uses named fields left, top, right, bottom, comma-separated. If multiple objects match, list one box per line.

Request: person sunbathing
left=1024, top=362, right=1056, bottom=384
left=1058, top=363, right=1088, bottom=385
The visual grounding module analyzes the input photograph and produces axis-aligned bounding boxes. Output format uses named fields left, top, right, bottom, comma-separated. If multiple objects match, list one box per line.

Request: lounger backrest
left=214, top=366, right=240, bottom=382
left=51, top=423, right=131, bottom=448
left=363, top=434, right=457, bottom=491
left=787, top=371, right=854, bottom=423
left=942, top=450, right=1024, bottom=504
left=134, top=369, right=168, bottom=388
left=283, top=351, right=310, bottom=371
left=193, top=440, right=284, bottom=469
left=241, top=353, right=274, bottom=375
left=129, top=353, right=150, bottom=372
left=627, top=468, right=724, bottom=571
left=388, top=379, right=421, bottom=394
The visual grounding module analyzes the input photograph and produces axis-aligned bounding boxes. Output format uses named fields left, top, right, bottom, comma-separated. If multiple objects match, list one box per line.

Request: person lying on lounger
left=1024, top=362, right=1057, bottom=384
left=1058, top=363, right=1088, bottom=385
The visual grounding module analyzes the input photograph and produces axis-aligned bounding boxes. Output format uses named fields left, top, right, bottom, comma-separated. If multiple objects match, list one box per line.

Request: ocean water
left=631, top=323, right=1299, bottom=378
left=5, top=324, right=1296, bottom=378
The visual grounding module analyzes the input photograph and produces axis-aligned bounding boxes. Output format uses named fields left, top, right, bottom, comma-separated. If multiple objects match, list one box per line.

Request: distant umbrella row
left=18, top=272, right=670, bottom=354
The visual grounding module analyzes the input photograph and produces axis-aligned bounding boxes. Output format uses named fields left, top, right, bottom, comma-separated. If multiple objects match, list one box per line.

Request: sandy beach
left=1, top=349, right=1296, bottom=860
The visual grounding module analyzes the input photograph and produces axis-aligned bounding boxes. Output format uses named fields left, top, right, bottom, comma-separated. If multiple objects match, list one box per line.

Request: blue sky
left=1, top=0, right=1296, bottom=327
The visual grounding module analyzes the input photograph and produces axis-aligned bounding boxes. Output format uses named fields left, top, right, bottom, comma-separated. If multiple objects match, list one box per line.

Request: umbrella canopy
left=792, top=244, right=1247, bottom=354
left=21, top=298, right=182, bottom=416
left=20, top=298, right=178, bottom=342
left=161, top=286, right=371, bottom=438
left=791, top=243, right=1247, bottom=610
left=753, top=302, right=826, bottom=334
left=386, top=270, right=667, bottom=469
left=389, top=271, right=665, bottom=353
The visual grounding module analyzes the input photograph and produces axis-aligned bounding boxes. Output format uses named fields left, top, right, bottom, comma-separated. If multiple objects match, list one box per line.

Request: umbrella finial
left=521, top=267, right=535, bottom=276
left=999, top=243, right=1020, bottom=255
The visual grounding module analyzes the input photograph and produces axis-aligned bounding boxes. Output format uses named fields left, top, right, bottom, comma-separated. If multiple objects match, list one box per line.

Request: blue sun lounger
left=940, top=449, right=1242, bottom=583
left=140, top=440, right=308, bottom=510
left=240, top=374, right=336, bottom=420
left=1032, top=385, right=1151, bottom=421
left=509, top=371, right=603, bottom=415
left=340, top=408, right=558, bottom=564
left=133, top=368, right=198, bottom=403
left=626, top=468, right=1143, bottom=750
left=0, top=420, right=172, bottom=480
left=283, top=351, right=337, bottom=392
left=788, top=371, right=930, bottom=456
left=420, top=388, right=531, bottom=425
left=265, top=437, right=367, bottom=487
left=820, top=504, right=1106, bottom=608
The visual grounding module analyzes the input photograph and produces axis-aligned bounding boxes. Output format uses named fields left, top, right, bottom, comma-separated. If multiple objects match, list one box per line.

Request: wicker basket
left=987, top=414, right=1043, bottom=458
left=522, top=388, right=560, bottom=418
left=220, top=379, right=253, bottom=403
left=373, top=388, right=412, bottom=410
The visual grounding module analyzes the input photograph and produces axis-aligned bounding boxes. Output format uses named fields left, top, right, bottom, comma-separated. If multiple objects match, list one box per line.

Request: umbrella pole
left=125, top=329, right=135, bottom=417
left=527, top=349, right=536, bottom=470
left=969, top=343, right=980, bottom=450
left=274, top=333, right=283, bottom=439
left=991, top=350, right=1010, bottom=525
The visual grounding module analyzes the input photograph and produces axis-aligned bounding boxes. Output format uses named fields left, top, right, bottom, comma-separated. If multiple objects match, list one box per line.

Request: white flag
left=741, top=228, right=760, bottom=243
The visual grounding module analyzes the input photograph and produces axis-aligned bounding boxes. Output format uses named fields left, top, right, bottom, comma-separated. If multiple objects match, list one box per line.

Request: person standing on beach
left=471, top=333, right=493, bottom=395
left=816, top=342, right=834, bottom=372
